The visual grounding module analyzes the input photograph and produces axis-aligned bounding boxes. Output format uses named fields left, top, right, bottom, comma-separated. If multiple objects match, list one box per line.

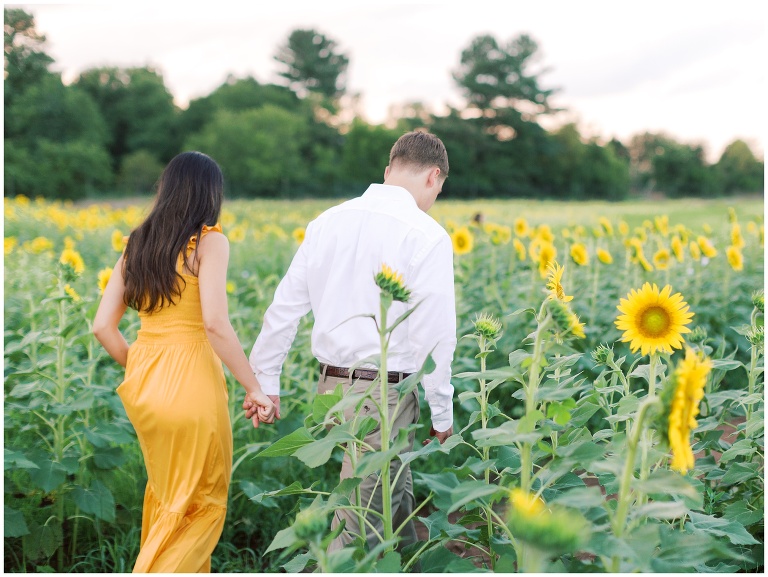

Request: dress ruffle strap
left=186, top=223, right=223, bottom=255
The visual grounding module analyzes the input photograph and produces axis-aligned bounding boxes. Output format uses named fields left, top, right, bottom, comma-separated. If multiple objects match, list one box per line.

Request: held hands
left=423, top=424, right=454, bottom=445
left=242, top=391, right=277, bottom=428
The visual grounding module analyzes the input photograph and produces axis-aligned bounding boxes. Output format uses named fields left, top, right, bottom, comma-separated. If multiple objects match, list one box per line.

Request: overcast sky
left=14, top=1, right=766, bottom=162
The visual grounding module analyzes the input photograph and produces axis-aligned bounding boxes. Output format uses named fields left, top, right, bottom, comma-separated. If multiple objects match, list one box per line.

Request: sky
left=12, top=1, right=766, bottom=162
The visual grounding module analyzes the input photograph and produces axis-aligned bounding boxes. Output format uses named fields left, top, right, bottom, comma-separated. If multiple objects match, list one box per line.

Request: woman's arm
left=93, top=255, right=130, bottom=367
left=197, top=232, right=275, bottom=425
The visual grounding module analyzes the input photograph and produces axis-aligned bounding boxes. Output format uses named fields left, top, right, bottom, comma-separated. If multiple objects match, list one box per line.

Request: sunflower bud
left=591, top=343, right=613, bottom=366
left=293, top=507, right=328, bottom=541
left=374, top=264, right=411, bottom=303
left=506, top=489, right=588, bottom=555
left=473, top=312, right=502, bottom=340
left=688, top=326, right=707, bottom=344
left=746, top=326, right=764, bottom=350
left=752, top=290, right=764, bottom=314
left=547, top=299, right=585, bottom=340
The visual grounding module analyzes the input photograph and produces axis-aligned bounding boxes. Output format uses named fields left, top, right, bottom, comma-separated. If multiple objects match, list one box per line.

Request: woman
left=93, top=151, right=275, bottom=572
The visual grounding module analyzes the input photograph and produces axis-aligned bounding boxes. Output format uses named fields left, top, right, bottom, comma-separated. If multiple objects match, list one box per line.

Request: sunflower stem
left=377, top=293, right=394, bottom=551
left=611, top=396, right=660, bottom=571
left=521, top=312, right=552, bottom=494
left=477, top=335, right=496, bottom=570
left=639, top=353, right=659, bottom=497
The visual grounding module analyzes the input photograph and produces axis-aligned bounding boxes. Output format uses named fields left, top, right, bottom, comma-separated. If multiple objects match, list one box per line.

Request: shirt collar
left=362, top=183, right=418, bottom=207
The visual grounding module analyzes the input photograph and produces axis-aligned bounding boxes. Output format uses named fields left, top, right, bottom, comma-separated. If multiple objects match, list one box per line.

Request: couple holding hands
left=94, top=131, right=457, bottom=572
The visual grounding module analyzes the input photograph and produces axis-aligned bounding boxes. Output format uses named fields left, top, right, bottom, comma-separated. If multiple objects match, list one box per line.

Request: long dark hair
left=123, top=151, right=223, bottom=312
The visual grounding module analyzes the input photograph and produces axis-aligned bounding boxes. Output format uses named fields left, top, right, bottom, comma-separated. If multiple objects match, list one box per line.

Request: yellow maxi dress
left=117, top=224, right=232, bottom=573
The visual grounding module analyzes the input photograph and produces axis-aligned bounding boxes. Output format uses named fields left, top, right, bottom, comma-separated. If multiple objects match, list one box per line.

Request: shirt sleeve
left=406, top=233, right=457, bottom=432
left=248, top=229, right=313, bottom=396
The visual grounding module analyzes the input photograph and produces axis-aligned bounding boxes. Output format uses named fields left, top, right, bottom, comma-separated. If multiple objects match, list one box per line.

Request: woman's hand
left=243, top=390, right=277, bottom=428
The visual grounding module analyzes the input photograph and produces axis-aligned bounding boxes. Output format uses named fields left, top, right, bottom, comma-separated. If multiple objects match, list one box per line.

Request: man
left=246, top=130, right=456, bottom=553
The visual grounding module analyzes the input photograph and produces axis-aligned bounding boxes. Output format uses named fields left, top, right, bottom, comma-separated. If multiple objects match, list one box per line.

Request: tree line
left=4, top=8, right=764, bottom=201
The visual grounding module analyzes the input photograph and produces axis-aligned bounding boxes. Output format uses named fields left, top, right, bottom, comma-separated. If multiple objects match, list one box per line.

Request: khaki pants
left=317, top=373, right=420, bottom=554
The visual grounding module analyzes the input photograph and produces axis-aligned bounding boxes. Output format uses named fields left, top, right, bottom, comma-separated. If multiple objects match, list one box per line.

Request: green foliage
left=452, top=33, right=557, bottom=116
left=716, top=139, right=764, bottom=194
left=185, top=105, right=310, bottom=197
left=3, top=7, right=54, bottom=108
left=339, top=119, right=401, bottom=187
left=3, top=10, right=763, bottom=201
left=74, top=66, right=180, bottom=168
left=176, top=76, right=302, bottom=141
left=3, top=196, right=763, bottom=572
left=274, top=28, right=349, bottom=100
left=117, top=150, right=164, bottom=195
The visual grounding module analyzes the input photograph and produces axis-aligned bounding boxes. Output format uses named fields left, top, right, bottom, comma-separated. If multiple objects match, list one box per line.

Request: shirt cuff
left=255, top=372, right=280, bottom=396
left=431, top=408, right=454, bottom=433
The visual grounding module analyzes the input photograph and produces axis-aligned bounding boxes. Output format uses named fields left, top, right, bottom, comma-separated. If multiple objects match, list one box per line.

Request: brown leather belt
left=321, top=363, right=412, bottom=384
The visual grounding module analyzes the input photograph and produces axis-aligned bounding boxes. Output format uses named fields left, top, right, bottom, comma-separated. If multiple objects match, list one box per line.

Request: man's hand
left=242, top=391, right=277, bottom=428
left=423, top=425, right=454, bottom=445
left=244, top=394, right=281, bottom=421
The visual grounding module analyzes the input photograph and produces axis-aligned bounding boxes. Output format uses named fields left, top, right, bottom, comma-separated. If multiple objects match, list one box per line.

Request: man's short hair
left=389, top=131, right=449, bottom=179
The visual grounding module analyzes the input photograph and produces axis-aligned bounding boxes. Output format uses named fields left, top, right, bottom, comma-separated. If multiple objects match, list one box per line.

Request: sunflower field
left=3, top=194, right=764, bottom=573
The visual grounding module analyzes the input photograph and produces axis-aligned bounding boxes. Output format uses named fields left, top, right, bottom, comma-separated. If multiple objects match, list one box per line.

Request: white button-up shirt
left=249, top=183, right=457, bottom=432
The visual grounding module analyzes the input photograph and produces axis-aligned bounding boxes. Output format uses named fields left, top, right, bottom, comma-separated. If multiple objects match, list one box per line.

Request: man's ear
left=384, top=165, right=391, bottom=179
left=427, top=168, right=440, bottom=188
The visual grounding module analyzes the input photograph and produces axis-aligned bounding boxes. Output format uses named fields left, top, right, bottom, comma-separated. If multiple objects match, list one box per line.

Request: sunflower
left=28, top=236, right=54, bottom=254
left=528, top=237, right=542, bottom=261
left=629, top=239, right=653, bottom=271
left=5, top=237, right=17, bottom=255
left=618, top=220, right=630, bottom=236
left=509, top=488, right=544, bottom=517
left=537, top=242, right=557, bottom=277
left=496, top=225, right=512, bottom=245
left=64, top=284, right=82, bottom=302
left=654, top=215, right=669, bottom=236
left=513, top=238, right=527, bottom=261
left=653, top=248, right=671, bottom=270
left=513, top=217, right=529, bottom=237
left=688, top=241, right=701, bottom=261
left=487, top=223, right=511, bottom=245
left=111, top=229, right=125, bottom=252
left=730, top=223, right=745, bottom=249
left=615, top=283, right=694, bottom=356
left=97, top=267, right=112, bottom=294
left=597, top=247, right=613, bottom=265
left=548, top=298, right=586, bottom=340
left=228, top=225, right=247, bottom=243
left=570, top=243, right=589, bottom=266
left=661, top=349, right=711, bottom=474
left=696, top=236, right=717, bottom=258
left=598, top=217, right=614, bottom=236
left=545, top=261, right=573, bottom=302
left=535, top=224, right=554, bottom=243
left=451, top=226, right=474, bottom=255
left=670, top=236, right=685, bottom=262
left=292, top=227, right=306, bottom=244
left=60, top=248, right=85, bottom=274
left=674, top=224, right=690, bottom=244
left=506, top=488, right=588, bottom=555
left=374, top=263, right=411, bottom=303
left=726, top=245, right=744, bottom=271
